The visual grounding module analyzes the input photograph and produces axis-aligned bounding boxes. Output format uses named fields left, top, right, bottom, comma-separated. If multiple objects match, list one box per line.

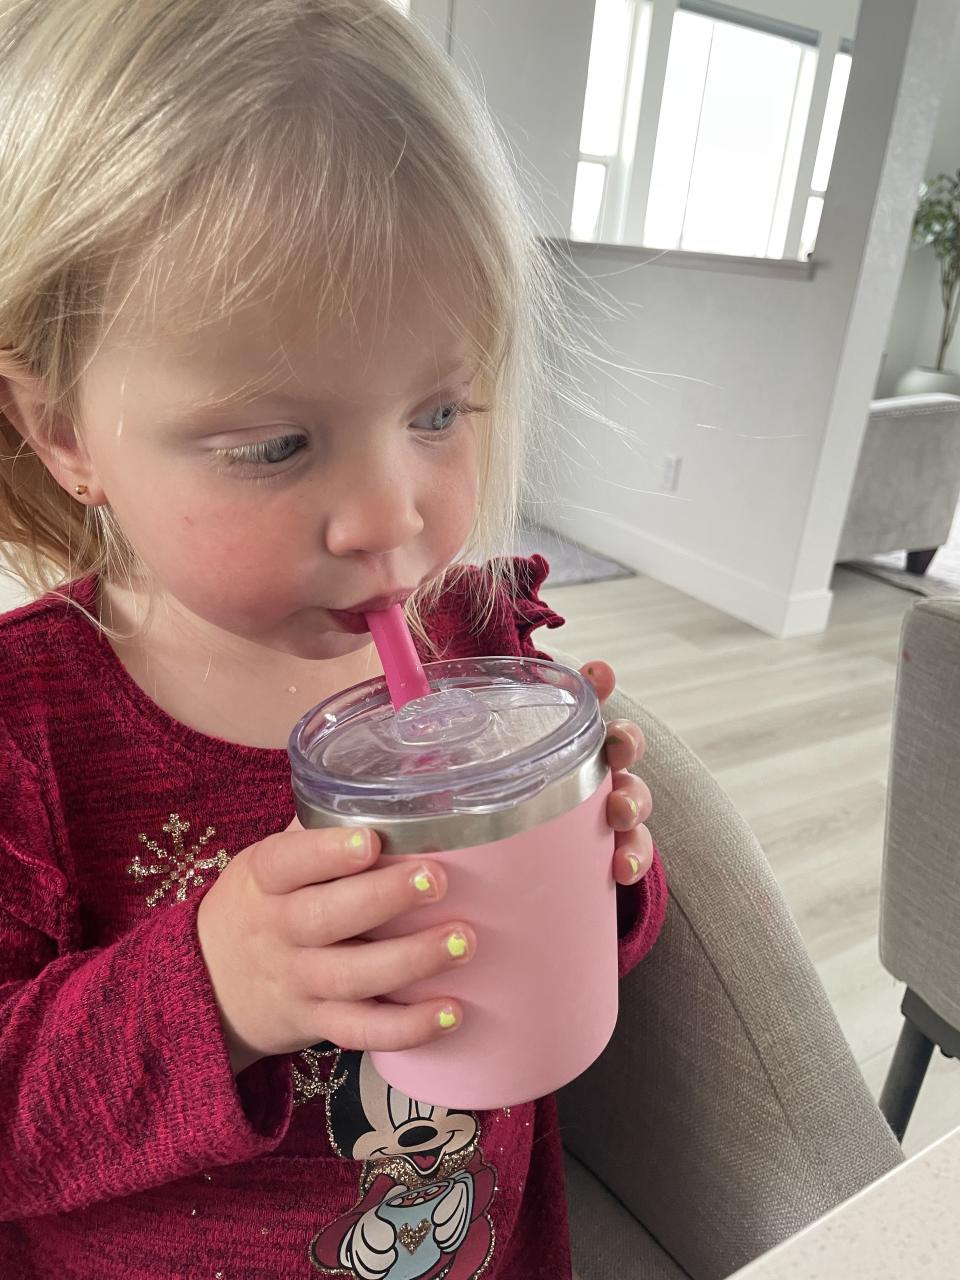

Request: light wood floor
left=543, top=563, right=960, bottom=1160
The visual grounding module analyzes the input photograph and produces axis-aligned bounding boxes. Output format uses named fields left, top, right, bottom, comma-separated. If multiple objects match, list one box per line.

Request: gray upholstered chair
left=877, top=598, right=960, bottom=1141
left=836, top=393, right=960, bottom=574
left=551, top=649, right=903, bottom=1280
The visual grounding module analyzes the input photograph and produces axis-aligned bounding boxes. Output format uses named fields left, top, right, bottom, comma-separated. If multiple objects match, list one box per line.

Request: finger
left=305, top=923, right=477, bottom=1002
left=252, top=825, right=383, bottom=896
left=606, top=771, right=653, bottom=831
left=603, top=720, right=646, bottom=772
left=613, top=825, right=655, bottom=886
left=315, top=997, right=466, bottom=1053
left=285, top=858, right=451, bottom=947
left=580, top=660, right=616, bottom=706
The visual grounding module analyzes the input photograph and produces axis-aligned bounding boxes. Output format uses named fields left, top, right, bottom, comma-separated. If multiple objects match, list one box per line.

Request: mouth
left=408, top=1146, right=446, bottom=1175
left=325, top=610, right=374, bottom=635
left=326, top=591, right=414, bottom=635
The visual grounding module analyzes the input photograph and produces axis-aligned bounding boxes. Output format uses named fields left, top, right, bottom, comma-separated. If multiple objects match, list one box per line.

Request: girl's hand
left=579, top=660, right=654, bottom=888
left=197, top=817, right=472, bottom=1075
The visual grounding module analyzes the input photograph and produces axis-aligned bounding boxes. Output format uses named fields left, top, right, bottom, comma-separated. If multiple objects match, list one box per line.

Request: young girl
left=0, top=1, right=667, bottom=1276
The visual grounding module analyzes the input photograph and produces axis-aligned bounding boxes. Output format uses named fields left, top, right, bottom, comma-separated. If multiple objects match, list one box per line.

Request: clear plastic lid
left=288, top=657, right=604, bottom=818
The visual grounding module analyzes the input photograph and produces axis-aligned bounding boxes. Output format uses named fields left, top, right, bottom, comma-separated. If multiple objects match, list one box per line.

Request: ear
left=0, top=354, right=105, bottom=504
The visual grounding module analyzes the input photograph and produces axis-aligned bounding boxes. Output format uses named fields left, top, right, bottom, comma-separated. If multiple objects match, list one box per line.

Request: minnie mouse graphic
left=308, top=1050, right=497, bottom=1278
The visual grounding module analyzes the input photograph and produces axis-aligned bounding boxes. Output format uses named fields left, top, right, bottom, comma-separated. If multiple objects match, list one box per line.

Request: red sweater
left=0, top=555, right=667, bottom=1279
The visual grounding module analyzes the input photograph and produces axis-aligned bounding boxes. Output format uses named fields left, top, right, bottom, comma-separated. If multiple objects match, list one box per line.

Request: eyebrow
left=154, top=357, right=479, bottom=431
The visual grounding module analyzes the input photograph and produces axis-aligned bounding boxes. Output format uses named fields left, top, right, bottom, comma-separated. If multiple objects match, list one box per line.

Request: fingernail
left=624, top=796, right=639, bottom=821
left=627, top=854, right=642, bottom=881
left=445, top=930, right=470, bottom=960
left=346, top=829, right=370, bottom=859
left=437, top=1006, right=460, bottom=1031
left=411, top=867, right=438, bottom=898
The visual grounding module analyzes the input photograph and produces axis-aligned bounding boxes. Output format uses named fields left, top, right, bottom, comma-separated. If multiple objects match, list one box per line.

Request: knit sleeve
left=0, top=728, right=293, bottom=1220
left=616, top=842, right=668, bottom=977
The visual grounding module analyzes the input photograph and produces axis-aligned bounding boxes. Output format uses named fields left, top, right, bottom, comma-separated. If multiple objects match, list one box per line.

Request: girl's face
left=75, top=268, right=482, bottom=660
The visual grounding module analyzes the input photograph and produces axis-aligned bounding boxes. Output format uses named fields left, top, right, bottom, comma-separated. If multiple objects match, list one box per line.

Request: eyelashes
left=419, top=400, right=488, bottom=434
left=212, top=400, right=490, bottom=471
left=215, top=434, right=307, bottom=467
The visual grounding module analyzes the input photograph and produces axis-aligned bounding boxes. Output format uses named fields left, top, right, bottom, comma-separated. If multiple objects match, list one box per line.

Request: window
left=573, top=0, right=653, bottom=242
left=799, top=48, right=851, bottom=259
left=574, top=0, right=853, bottom=261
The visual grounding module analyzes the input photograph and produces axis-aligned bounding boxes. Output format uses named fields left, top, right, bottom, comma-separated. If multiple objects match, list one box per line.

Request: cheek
left=110, top=476, right=297, bottom=615
left=175, top=506, right=295, bottom=606
left=427, top=438, right=479, bottom=549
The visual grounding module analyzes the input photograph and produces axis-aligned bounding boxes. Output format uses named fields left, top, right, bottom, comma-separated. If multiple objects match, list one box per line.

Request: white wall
left=409, top=0, right=450, bottom=46
left=448, top=0, right=595, bottom=239
left=498, top=0, right=958, bottom=636
left=0, top=573, right=29, bottom=613
left=877, top=237, right=939, bottom=393
left=878, top=15, right=960, bottom=392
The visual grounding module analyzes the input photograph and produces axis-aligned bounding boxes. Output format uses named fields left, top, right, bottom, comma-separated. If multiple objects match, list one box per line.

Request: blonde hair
left=0, top=0, right=601, bottom=652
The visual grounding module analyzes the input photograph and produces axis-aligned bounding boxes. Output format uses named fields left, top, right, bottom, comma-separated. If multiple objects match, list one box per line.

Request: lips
left=327, top=590, right=414, bottom=634
left=326, top=610, right=375, bottom=634
left=341, top=591, right=414, bottom=614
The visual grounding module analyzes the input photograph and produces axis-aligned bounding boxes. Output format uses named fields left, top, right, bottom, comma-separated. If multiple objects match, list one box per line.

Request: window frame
left=574, top=0, right=854, bottom=263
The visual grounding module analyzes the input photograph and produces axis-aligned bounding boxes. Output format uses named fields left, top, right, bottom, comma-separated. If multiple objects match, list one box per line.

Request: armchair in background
left=836, top=393, right=960, bottom=574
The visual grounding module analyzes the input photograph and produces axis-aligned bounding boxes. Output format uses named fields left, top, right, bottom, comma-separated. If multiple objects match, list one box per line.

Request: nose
left=324, top=457, right=425, bottom=558
left=396, top=1125, right=439, bottom=1149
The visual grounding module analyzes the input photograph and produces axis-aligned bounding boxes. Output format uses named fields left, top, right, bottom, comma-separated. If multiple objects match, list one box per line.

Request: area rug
left=513, top=523, right=634, bottom=588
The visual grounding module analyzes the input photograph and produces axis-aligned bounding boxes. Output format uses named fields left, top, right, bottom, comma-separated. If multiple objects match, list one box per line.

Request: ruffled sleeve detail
left=418, top=554, right=565, bottom=661
left=500, top=553, right=566, bottom=659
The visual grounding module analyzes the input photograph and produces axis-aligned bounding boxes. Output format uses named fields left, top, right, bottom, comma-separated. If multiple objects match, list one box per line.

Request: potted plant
left=896, top=170, right=960, bottom=395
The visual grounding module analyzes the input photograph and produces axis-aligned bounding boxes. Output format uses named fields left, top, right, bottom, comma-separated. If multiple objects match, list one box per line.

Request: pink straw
left=366, top=604, right=432, bottom=710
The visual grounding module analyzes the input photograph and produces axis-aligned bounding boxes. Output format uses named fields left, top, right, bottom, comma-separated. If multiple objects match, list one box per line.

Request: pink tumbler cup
left=289, top=657, right=617, bottom=1109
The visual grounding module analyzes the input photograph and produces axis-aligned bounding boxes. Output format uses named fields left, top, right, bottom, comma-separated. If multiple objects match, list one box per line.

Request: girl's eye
left=215, top=434, right=308, bottom=467
left=414, top=401, right=488, bottom=434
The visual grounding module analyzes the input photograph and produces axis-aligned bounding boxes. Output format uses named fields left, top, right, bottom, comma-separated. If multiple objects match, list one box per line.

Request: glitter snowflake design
left=127, top=813, right=231, bottom=907
left=292, top=1046, right=348, bottom=1108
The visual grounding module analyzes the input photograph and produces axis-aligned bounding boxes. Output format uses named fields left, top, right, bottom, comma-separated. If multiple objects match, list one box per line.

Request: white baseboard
left=539, top=509, right=833, bottom=639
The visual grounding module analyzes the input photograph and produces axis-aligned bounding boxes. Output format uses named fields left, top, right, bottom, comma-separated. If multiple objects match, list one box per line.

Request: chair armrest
left=552, top=653, right=902, bottom=1280
left=880, top=598, right=960, bottom=1030
left=869, top=393, right=960, bottom=417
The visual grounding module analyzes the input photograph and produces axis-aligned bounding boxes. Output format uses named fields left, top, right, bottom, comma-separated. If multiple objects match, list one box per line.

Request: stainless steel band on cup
left=293, top=749, right=608, bottom=854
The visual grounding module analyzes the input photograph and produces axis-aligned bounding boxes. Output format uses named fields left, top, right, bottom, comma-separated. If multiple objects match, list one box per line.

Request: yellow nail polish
left=625, top=796, right=639, bottom=820
left=627, top=854, right=641, bottom=879
left=445, top=931, right=469, bottom=959
left=412, top=869, right=435, bottom=896
left=437, top=1008, right=459, bottom=1030
left=347, top=829, right=369, bottom=857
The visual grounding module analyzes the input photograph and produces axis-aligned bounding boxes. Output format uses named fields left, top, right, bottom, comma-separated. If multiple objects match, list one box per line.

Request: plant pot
left=894, top=366, right=960, bottom=396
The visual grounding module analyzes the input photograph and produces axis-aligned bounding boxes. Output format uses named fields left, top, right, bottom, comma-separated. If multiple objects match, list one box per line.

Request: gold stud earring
left=74, top=484, right=88, bottom=496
